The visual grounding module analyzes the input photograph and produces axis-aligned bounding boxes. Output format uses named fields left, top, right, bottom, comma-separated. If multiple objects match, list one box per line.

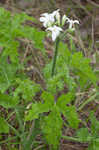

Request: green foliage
left=89, top=111, right=99, bottom=138
left=56, top=92, right=74, bottom=107
left=32, top=28, right=46, bottom=53
left=0, top=57, right=18, bottom=93
left=42, top=41, right=97, bottom=148
left=0, top=7, right=46, bottom=148
left=0, top=7, right=45, bottom=100
left=25, top=92, right=54, bottom=121
left=70, top=52, right=97, bottom=87
left=0, top=117, right=9, bottom=133
left=14, top=78, right=41, bottom=102
left=76, top=112, right=99, bottom=150
left=41, top=106, right=63, bottom=150
left=44, top=42, right=97, bottom=95
left=76, top=128, right=91, bottom=142
left=64, top=106, right=80, bottom=129
left=25, top=92, right=80, bottom=149
left=0, top=93, right=18, bottom=108
left=58, top=42, right=97, bottom=88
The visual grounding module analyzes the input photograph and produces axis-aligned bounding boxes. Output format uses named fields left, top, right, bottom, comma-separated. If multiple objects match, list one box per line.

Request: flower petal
left=73, top=20, right=79, bottom=24
left=52, top=9, right=60, bottom=17
left=46, top=26, right=54, bottom=31
left=55, top=25, right=63, bottom=31
left=40, top=17, right=46, bottom=22
left=62, top=15, right=67, bottom=25
left=52, top=31, right=57, bottom=41
left=43, top=21, right=48, bottom=27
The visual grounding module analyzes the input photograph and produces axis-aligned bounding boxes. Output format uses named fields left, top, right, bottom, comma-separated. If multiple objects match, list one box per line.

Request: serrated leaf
left=33, top=28, right=46, bottom=53
left=58, top=42, right=71, bottom=64
left=89, top=112, right=99, bottom=137
left=2, top=41, right=19, bottom=63
left=25, top=103, right=41, bottom=121
left=25, top=92, right=54, bottom=121
left=57, top=92, right=74, bottom=108
left=0, top=58, right=18, bottom=93
left=0, top=117, right=9, bottom=133
left=46, top=73, right=65, bottom=94
left=71, top=52, right=97, bottom=86
left=41, top=106, right=63, bottom=150
left=25, top=101, right=52, bottom=121
left=14, top=79, right=41, bottom=102
left=41, top=91, right=54, bottom=106
left=63, top=106, right=80, bottom=129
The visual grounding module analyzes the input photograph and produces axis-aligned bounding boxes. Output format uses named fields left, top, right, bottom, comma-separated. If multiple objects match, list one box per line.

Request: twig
left=78, top=93, right=98, bottom=111
left=21, top=44, right=29, bottom=63
left=34, top=145, right=45, bottom=150
left=87, top=0, right=99, bottom=8
left=71, top=0, right=92, bottom=16
left=91, top=15, right=95, bottom=50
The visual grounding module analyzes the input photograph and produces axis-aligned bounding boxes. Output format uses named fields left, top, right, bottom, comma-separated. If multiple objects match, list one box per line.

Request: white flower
left=52, top=9, right=60, bottom=17
left=40, top=9, right=61, bottom=27
left=62, top=14, right=67, bottom=26
left=46, top=25, right=63, bottom=41
left=66, top=17, right=79, bottom=30
left=40, top=13, right=55, bottom=27
left=52, top=9, right=60, bottom=25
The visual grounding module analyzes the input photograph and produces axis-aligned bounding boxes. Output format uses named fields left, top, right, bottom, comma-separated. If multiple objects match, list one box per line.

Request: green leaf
left=71, top=52, right=97, bottom=86
left=46, top=73, right=65, bottom=94
left=89, top=112, right=99, bottom=137
left=33, top=28, right=46, bottom=53
left=88, top=140, right=99, bottom=150
left=57, top=92, right=74, bottom=108
left=25, top=92, right=54, bottom=121
left=14, top=79, right=41, bottom=102
left=41, top=106, right=63, bottom=150
left=0, top=57, right=18, bottom=93
left=58, top=42, right=71, bottom=64
left=0, top=93, right=18, bottom=108
left=0, top=117, right=9, bottom=133
left=25, top=101, right=52, bottom=121
left=2, top=41, right=19, bottom=64
left=63, top=106, right=80, bottom=129
left=41, top=91, right=54, bottom=106
left=57, top=93, right=79, bottom=128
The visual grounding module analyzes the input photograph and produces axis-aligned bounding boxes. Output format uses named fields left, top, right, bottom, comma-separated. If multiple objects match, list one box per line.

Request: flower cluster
left=40, top=9, right=79, bottom=41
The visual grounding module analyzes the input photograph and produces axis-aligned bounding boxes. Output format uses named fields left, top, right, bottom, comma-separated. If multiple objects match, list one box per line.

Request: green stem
left=15, top=108, right=24, bottom=134
left=15, top=108, right=26, bottom=147
left=62, top=135, right=83, bottom=142
left=24, top=119, right=40, bottom=150
left=8, top=123, right=21, bottom=138
left=62, top=135, right=92, bottom=143
left=0, top=136, right=17, bottom=145
left=51, top=37, right=60, bottom=76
